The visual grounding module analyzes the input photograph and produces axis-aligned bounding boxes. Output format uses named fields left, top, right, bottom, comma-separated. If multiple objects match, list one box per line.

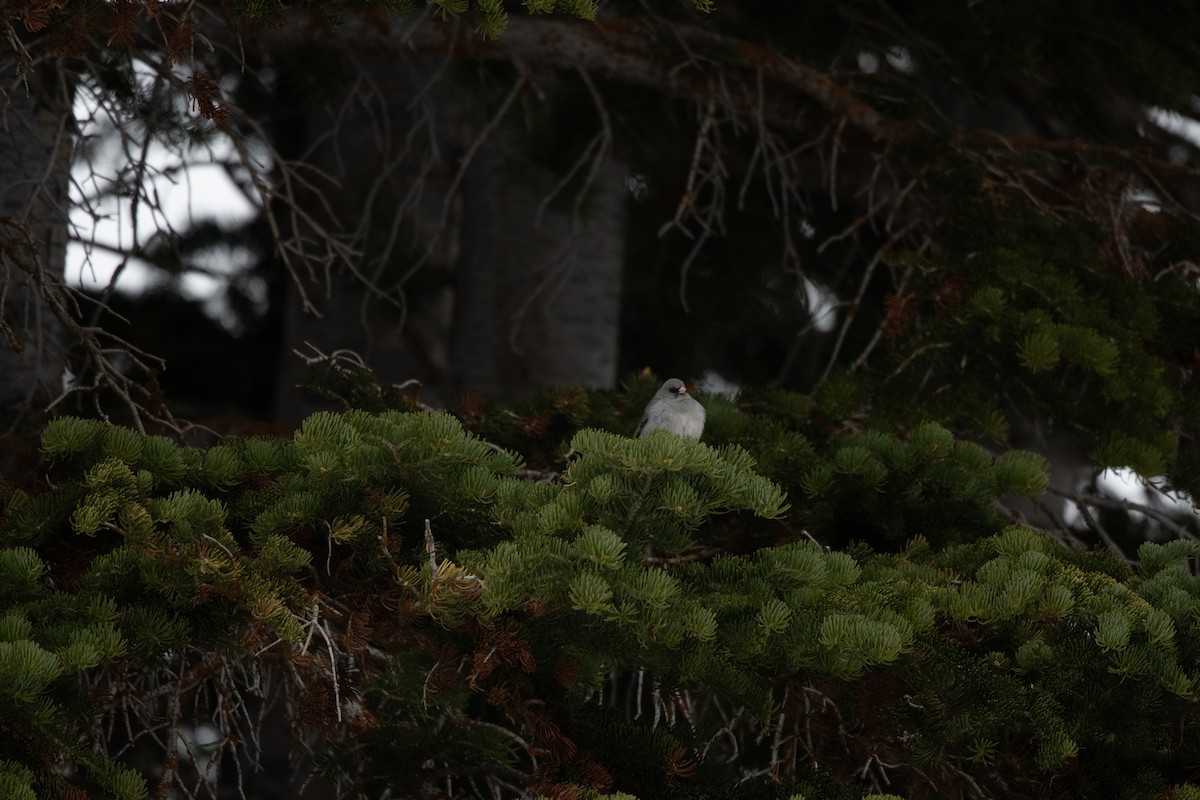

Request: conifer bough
left=2, top=407, right=1199, bottom=798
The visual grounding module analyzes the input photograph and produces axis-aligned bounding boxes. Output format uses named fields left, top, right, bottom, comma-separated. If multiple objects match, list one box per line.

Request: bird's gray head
left=660, top=378, right=688, bottom=398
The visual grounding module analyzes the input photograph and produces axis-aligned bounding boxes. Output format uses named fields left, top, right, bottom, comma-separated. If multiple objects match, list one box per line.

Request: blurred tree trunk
left=450, top=120, right=625, bottom=398
left=273, top=56, right=625, bottom=422
left=272, top=56, right=468, bottom=424
left=0, top=57, right=71, bottom=426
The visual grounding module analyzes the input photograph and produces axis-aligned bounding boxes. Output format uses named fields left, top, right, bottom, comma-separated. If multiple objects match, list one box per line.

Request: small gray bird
left=635, top=378, right=706, bottom=440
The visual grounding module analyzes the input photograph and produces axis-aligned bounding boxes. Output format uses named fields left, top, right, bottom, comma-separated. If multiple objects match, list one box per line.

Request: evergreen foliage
left=857, top=191, right=1200, bottom=497
left=3, top=401, right=1200, bottom=798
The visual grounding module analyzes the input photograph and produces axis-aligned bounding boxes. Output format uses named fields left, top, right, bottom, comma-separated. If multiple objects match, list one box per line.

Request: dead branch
left=316, top=13, right=916, bottom=142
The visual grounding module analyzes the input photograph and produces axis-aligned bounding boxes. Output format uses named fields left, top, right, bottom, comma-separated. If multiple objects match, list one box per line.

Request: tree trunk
left=451, top=123, right=625, bottom=397
left=273, top=50, right=626, bottom=421
left=0, top=57, right=71, bottom=426
left=272, top=55, right=468, bottom=424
